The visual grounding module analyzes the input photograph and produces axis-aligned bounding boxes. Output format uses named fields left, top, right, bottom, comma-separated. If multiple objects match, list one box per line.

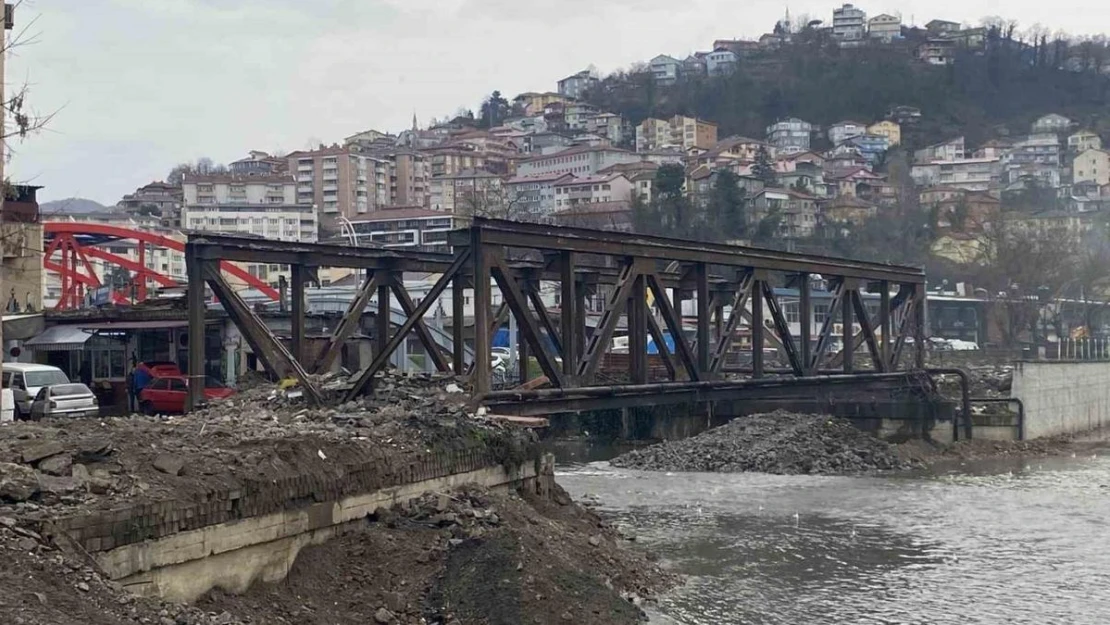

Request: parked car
left=138, top=375, right=234, bottom=414
left=29, top=383, right=99, bottom=420
left=132, top=361, right=183, bottom=391
left=2, top=363, right=71, bottom=420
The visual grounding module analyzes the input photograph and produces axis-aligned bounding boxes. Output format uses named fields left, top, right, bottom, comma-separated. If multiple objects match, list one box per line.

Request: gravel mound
left=610, top=411, right=912, bottom=475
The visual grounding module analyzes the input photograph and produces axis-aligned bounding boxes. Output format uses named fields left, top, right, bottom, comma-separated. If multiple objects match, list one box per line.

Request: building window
left=813, top=303, right=830, bottom=324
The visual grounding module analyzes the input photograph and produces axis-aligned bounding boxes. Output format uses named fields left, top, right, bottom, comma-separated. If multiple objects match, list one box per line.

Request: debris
left=21, top=442, right=66, bottom=465
left=317, top=449, right=327, bottom=460
left=611, top=410, right=912, bottom=475
left=445, top=383, right=463, bottom=394
left=589, top=535, right=602, bottom=547
left=0, top=463, right=41, bottom=502
left=37, top=454, right=73, bottom=477
left=152, top=453, right=185, bottom=476
left=373, top=607, right=394, bottom=623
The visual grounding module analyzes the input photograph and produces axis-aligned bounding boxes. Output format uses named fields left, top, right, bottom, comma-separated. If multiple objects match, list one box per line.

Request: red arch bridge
left=43, top=222, right=279, bottom=309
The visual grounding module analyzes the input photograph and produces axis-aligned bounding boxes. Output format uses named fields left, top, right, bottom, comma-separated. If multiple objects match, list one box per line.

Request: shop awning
left=79, top=320, right=190, bottom=330
left=2, top=313, right=44, bottom=341
left=24, top=325, right=94, bottom=352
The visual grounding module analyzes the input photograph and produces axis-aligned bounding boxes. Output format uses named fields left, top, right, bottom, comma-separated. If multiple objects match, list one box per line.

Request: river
left=557, top=445, right=1110, bottom=624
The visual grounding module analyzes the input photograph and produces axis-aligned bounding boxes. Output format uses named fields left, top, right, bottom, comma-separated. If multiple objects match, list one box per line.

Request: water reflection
left=559, top=451, right=1110, bottom=624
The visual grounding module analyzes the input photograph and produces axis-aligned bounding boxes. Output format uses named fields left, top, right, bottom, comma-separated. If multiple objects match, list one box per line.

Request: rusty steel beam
left=390, top=280, right=452, bottom=373
left=810, top=278, right=845, bottom=374
left=709, top=271, right=754, bottom=375
left=204, top=264, right=323, bottom=405
left=345, top=250, right=470, bottom=401
left=763, top=281, right=804, bottom=376
left=890, top=285, right=916, bottom=370
left=645, top=307, right=678, bottom=381
left=560, top=251, right=577, bottom=383
left=851, top=289, right=885, bottom=371
left=645, top=272, right=700, bottom=382
left=452, top=273, right=466, bottom=375
left=185, top=243, right=207, bottom=413
left=629, top=274, right=648, bottom=384
left=489, top=254, right=565, bottom=388
left=696, top=263, right=710, bottom=373
left=457, top=218, right=925, bottom=283
left=578, top=260, right=639, bottom=382
left=525, top=286, right=563, bottom=358
left=314, top=272, right=379, bottom=374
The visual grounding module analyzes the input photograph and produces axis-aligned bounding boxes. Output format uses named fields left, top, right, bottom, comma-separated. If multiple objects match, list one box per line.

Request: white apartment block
left=766, top=118, right=813, bottom=154
left=833, top=4, right=867, bottom=41
left=181, top=174, right=318, bottom=243
left=516, top=146, right=642, bottom=177
left=552, top=173, right=633, bottom=210
left=868, top=14, right=902, bottom=41
left=910, top=158, right=1001, bottom=191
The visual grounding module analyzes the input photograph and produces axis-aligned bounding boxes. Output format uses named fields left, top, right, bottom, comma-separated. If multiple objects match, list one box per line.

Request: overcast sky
left=7, top=0, right=1109, bottom=204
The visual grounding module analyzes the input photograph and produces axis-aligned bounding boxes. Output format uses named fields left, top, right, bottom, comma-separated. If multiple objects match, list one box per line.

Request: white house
left=503, top=172, right=575, bottom=216
left=516, top=145, right=641, bottom=177
left=1068, top=130, right=1103, bottom=153
left=832, top=4, right=867, bottom=42
left=828, top=121, right=868, bottom=146
left=1073, top=148, right=1110, bottom=186
left=706, top=48, right=738, bottom=75
left=766, top=118, right=813, bottom=154
left=553, top=173, right=634, bottom=210
left=1031, top=113, right=1072, bottom=135
left=868, top=14, right=902, bottom=41
left=649, top=55, right=682, bottom=84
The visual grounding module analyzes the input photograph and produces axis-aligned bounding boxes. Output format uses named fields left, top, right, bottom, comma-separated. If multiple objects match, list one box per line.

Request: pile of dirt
left=0, top=516, right=248, bottom=625
left=610, top=411, right=913, bottom=475
left=196, top=485, right=672, bottom=625
left=0, top=371, right=530, bottom=519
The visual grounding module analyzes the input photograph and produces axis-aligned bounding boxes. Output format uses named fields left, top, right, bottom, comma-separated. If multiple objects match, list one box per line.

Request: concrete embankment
left=0, top=372, right=670, bottom=625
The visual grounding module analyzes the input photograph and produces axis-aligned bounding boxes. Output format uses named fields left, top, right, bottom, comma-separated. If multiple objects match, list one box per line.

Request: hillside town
left=16, top=3, right=1105, bottom=315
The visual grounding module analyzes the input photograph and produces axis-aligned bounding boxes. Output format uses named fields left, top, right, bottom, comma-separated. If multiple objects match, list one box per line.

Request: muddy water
left=558, top=449, right=1110, bottom=624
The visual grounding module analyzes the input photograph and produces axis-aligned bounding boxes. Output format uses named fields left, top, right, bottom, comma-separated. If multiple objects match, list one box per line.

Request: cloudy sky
left=7, top=0, right=1109, bottom=203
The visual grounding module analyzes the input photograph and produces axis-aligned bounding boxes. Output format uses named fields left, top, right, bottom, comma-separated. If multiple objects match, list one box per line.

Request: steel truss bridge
left=182, top=218, right=930, bottom=416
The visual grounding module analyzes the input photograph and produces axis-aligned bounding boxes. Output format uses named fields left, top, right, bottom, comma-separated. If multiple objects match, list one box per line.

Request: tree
left=706, top=170, right=748, bottom=240
left=752, top=146, right=777, bottom=186
left=455, top=185, right=537, bottom=222
left=478, top=90, right=510, bottom=129
left=167, top=158, right=228, bottom=185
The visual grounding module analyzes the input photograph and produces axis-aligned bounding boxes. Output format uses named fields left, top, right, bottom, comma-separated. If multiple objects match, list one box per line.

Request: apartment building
left=915, top=137, right=966, bottom=163
left=635, top=116, right=717, bottom=152
left=828, top=121, right=868, bottom=146
left=504, top=173, right=575, bottom=217
left=1004, top=133, right=1063, bottom=167
left=868, top=14, right=902, bottom=41
left=286, top=146, right=371, bottom=218
left=347, top=208, right=464, bottom=251
left=181, top=174, right=317, bottom=243
left=552, top=173, right=633, bottom=210
left=1073, top=149, right=1110, bottom=186
left=910, top=157, right=1001, bottom=191
left=229, top=151, right=286, bottom=176
left=832, top=4, right=867, bottom=42
left=427, top=169, right=502, bottom=214
left=556, top=70, right=599, bottom=99
left=867, top=121, right=902, bottom=146
left=516, top=145, right=641, bottom=177
left=766, top=118, right=813, bottom=154
left=1068, top=130, right=1103, bottom=153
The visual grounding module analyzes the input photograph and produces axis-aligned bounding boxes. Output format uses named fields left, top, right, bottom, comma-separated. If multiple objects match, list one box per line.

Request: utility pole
left=0, top=3, right=12, bottom=370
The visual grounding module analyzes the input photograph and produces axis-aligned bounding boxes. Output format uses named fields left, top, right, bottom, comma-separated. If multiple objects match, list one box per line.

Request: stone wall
left=1011, top=361, right=1110, bottom=439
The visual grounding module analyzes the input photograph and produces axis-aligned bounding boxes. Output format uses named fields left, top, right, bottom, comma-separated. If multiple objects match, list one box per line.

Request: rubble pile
left=0, top=515, right=248, bottom=625
left=611, top=410, right=913, bottom=475
left=0, top=371, right=528, bottom=519
left=199, top=485, right=670, bottom=625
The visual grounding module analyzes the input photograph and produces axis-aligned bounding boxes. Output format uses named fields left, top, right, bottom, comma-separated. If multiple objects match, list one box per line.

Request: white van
left=1, top=363, right=71, bottom=421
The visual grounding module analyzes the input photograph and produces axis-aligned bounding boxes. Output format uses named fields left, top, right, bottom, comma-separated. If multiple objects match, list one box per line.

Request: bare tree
left=455, top=186, right=540, bottom=223
left=971, top=216, right=1078, bottom=347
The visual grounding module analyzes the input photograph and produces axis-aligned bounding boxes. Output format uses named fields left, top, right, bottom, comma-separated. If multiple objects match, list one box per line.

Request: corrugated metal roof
left=24, top=325, right=93, bottom=352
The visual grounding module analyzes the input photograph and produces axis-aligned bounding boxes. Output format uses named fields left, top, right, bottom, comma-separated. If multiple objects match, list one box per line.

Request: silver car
left=29, top=383, right=99, bottom=420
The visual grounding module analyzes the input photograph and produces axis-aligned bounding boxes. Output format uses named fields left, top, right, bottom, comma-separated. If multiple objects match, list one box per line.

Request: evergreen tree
left=706, top=170, right=748, bottom=240
left=752, top=146, right=777, bottom=187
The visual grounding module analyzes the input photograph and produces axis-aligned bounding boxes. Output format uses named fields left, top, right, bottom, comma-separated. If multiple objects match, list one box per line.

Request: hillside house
left=556, top=70, right=598, bottom=99
left=1073, top=149, right=1110, bottom=186
left=1068, top=130, right=1103, bottom=153
left=706, top=48, right=739, bottom=75
left=750, top=189, right=819, bottom=238
left=766, top=118, right=813, bottom=154
left=868, top=14, right=902, bottom=42
left=915, top=137, right=966, bottom=164
left=867, top=121, right=902, bottom=146
left=828, top=121, right=868, bottom=146
left=1031, top=114, right=1072, bottom=135
left=648, top=55, right=682, bottom=84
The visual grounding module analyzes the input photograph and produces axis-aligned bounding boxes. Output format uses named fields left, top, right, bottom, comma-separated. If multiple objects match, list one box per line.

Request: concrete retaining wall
left=41, top=446, right=553, bottom=603
left=1011, top=361, right=1110, bottom=439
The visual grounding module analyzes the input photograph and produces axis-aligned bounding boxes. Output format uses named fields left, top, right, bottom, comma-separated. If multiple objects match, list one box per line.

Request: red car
left=138, top=375, right=235, bottom=414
